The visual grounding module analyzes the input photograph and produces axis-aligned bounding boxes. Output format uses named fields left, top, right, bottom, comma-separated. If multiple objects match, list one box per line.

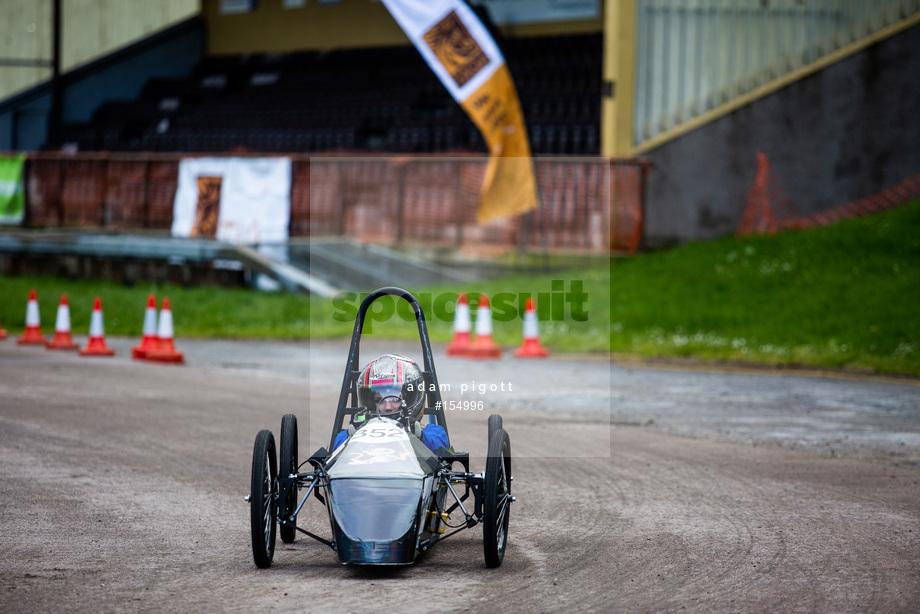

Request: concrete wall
left=202, top=0, right=601, bottom=56
left=0, top=93, right=52, bottom=151
left=0, top=18, right=204, bottom=151
left=203, top=0, right=406, bottom=54
left=0, top=0, right=199, bottom=102
left=63, top=23, right=204, bottom=124
left=641, top=23, right=920, bottom=247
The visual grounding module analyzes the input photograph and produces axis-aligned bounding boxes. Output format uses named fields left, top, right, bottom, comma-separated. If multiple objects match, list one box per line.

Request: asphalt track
left=1, top=337, right=919, bottom=613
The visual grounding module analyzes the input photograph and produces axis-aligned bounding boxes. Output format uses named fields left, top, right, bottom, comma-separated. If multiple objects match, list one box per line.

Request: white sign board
left=171, top=157, right=292, bottom=245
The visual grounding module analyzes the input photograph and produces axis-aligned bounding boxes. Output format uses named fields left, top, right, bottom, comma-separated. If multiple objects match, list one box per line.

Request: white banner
left=171, top=157, right=291, bottom=244
left=381, top=0, right=538, bottom=222
left=381, top=0, right=504, bottom=103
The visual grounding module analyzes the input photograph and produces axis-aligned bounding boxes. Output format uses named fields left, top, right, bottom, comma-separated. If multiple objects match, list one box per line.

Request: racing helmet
left=356, top=354, right=425, bottom=422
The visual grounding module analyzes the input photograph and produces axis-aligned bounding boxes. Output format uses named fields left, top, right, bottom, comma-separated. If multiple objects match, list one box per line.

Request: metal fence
left=25, top=154, right=180, bottom=230
left=17, top=152, right=648, bottom=254
left=634, top=0, right=920, bottom=145
left=308, top=157, right=647, bottom=254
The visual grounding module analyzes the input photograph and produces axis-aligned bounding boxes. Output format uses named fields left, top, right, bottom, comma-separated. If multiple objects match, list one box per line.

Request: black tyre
left=487, top=414, right=503, bottom=443
left=250, top=429, right=277, bottom=568
left=279, top=414, right=298, bottom=544
left=483, top=427, right=511, bottom=568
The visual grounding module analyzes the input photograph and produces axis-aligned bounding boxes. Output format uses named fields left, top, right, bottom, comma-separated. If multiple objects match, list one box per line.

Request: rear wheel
left=279, top=414, right=298, bottom=544
left=483, top=427, right=511, bottom=568
left=250, top=429, right=277, bottom=568
left=487, top=414, right=503, bottom=443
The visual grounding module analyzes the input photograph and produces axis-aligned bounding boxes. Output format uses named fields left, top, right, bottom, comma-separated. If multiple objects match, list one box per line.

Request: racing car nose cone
left=328, top=475, right=425, bottom=565
left=336, top=535, right=416, bottom=565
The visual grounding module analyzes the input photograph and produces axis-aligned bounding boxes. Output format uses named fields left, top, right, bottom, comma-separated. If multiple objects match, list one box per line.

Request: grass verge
left=0, top=200, right=917, bottom=376
left=609, top=200, right=920, bottom=376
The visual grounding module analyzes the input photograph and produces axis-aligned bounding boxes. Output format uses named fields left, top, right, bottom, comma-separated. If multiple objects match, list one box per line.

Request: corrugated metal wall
left=62, top=0, right=199, bottom=71
left=0, top=0, right=52, bottom=101
left=633, top=0, right=920, bottom=146
left=0, top=0, right=199, bottom=101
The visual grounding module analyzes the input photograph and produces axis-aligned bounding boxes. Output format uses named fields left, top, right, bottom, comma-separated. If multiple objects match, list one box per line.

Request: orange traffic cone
left=17, top=289, right=47, bottom=345
left=0, top=313, right=7, bottom=339
left=446, top=293, right=472, bottom=356
left=79, top=297, right=115, bottom=357
left=467, top=294, right=502, bottom=359
left=144, top=297, right=184, bottom=364
left=132, top=294, right=159, bottom=359
left=46, top=294, right=79, bottom=350
left=514, top=297, right=550, bottom=358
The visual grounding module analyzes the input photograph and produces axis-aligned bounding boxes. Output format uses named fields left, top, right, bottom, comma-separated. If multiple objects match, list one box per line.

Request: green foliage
left=608, top=200, right=920, bottom=376
left=0, top=279, right=311, bottom=339
left=1, top=200, right=917, bottom=376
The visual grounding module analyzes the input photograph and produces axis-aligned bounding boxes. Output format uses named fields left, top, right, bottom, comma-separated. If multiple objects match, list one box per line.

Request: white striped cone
left=157, top=301, right=173, bottom=341
left=514, top=297, right=549, bottom=358
left=144, top=297, right=184, bottom=364
left=17, top=288, right=46, bottom=345
left=47, top=294, right=79, bottom=350
left=467, top=294, right=502, bottom=359
left=132, top=294, right=159, bottom=359
left=79, top=297, right=115, bottom=356
left=456, top=296, right=472, bottom=333
left=446, top=293, right=472, bottom=356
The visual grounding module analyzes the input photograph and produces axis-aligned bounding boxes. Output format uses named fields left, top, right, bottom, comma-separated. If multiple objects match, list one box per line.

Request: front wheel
left=279, top=414, right=298, bottom=544
left=483, top=427, right=511, bottom=568
left=487, top=414, right=503, bottom=443
left=250, top=429, right=277, bottom=568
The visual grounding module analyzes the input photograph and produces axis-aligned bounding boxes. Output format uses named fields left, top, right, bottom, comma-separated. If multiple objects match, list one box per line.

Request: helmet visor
left=367, top=378, right=403, bottom=416
left=375, top=396, right=403, bottom=416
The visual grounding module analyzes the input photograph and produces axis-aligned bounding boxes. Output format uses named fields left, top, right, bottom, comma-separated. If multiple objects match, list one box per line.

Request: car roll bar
left=327, top=287, right=448, bottom=451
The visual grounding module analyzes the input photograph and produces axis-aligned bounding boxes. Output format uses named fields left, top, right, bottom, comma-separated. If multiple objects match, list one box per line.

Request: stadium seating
left=59, top=33, right=602, bottom=156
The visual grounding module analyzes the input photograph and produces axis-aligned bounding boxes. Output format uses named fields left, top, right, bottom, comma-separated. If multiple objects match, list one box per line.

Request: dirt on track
left=1, top=339, right=918, bottom=613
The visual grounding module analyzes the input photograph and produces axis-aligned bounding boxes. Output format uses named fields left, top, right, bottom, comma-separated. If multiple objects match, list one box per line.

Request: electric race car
left=247, top=287, right=514, bottom=567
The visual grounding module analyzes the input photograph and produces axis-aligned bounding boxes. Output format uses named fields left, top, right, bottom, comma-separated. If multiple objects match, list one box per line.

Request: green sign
left=0, top=153, right=26, bottom=225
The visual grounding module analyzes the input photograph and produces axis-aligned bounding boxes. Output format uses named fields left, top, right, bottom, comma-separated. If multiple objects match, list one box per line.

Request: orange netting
left=737, top=152, right=920, bottom=236
left=18, top=152, right=648, bottom=255
left=308, top=156, right=648, bottom=254
left=26, top=155, right=179, bottom=230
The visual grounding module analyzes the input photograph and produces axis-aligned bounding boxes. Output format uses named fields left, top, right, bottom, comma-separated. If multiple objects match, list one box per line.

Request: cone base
left=79, top=348, right=116, bottom=356
left=143, top=340, right=184, bottom=364
left=446, top=333, right=471, bottom=356
left=446, top=343, right=471, bottom=356
left=79, top=338, right=115, bottom=357
left=131, top=338, right=159, bottom=360
left=467, top=337, right=502, bottom=359
left=47, top=333, right=80, bottom=350
left=514, top=338, right=550, bottom=358
left=144, top=349, right=185, bottom=364
left=18, top=330, right=47, bottom=345
left=0, top=329, right=8, bottom=340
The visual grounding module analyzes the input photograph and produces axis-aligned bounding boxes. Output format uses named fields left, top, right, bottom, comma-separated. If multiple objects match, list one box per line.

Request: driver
left=333, top=354, right=450, bottom=454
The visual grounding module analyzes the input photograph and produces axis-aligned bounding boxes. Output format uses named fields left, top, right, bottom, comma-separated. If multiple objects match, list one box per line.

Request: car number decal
left=350, top=424, right=406, bottom=442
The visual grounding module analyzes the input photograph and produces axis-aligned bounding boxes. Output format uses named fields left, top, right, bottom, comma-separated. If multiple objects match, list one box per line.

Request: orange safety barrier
left=308, top=156, right=648, bottom=254
left=738, top=152, right=920, bottom=237
left=17, top=152, right=648, bottom=255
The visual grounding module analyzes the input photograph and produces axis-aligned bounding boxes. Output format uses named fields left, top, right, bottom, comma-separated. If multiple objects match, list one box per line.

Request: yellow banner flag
left=382, top=0, right=538, bottom=223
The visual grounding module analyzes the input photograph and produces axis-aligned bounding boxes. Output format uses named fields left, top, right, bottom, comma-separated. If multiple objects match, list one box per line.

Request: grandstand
left=58, top=33, right=602, bottom=156
left=1, top=0, right=919, bottom=258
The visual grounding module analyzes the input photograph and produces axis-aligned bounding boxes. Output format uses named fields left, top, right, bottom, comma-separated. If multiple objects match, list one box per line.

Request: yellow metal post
left=602, top=0, right=637, bottom=157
